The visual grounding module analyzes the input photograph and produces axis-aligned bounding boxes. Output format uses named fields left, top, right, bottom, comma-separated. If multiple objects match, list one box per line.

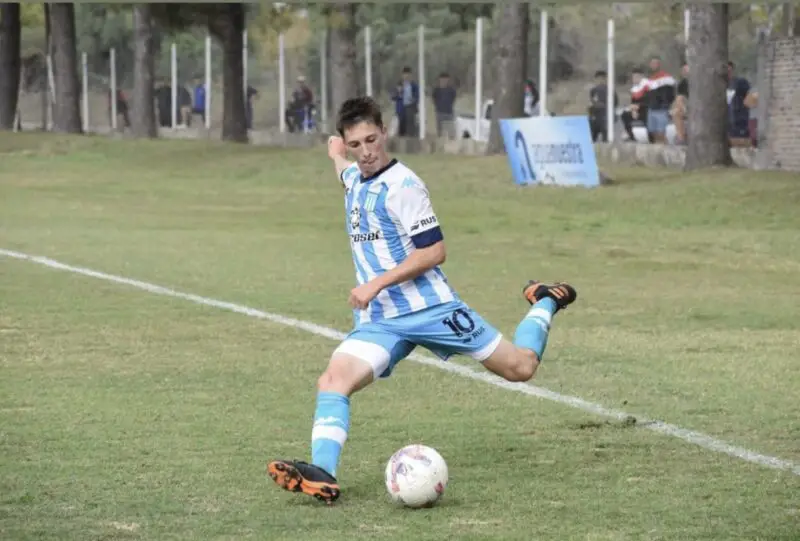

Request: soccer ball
left=384, top=444, right=448, bottom=508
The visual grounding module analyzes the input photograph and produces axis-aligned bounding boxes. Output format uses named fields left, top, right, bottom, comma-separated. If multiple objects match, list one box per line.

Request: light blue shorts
left=646, top=109, right=670, bottom=134
left=333, top=300, right=503, bottom=379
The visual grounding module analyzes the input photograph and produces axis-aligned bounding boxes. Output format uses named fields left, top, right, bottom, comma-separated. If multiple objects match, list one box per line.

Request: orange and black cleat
left=522, top=280, right=577, bottom=312
left=267, top=459, right=341, bottom=504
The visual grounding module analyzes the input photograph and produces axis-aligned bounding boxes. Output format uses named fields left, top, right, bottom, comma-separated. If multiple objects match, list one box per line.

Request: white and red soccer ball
left=384, top=444, right=449, bottom=508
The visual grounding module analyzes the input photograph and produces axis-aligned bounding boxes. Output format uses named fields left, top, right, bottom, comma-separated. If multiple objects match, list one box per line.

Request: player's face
left=343, top=121, right=388, bottom=176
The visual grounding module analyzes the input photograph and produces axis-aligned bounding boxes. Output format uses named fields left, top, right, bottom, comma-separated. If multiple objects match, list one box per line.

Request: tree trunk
left=49, top=2, right=82, bottom=133
left=0, top=3, right=22, bottom=130
left=685, top=3, right=732, bottom=169
left=328, top=3, right=358, bottom=120
left=782, top=3, right=796, bottom=36
left=486, top=3, right=529, bottom=154
left=131, top=4, right=157, bottom=138
left=210, top=3, right=247, bottom=143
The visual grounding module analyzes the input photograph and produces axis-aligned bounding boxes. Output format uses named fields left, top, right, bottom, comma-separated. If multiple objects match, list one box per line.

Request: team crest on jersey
left=364, top=192, right=379, bottom=212
left=349, top=207, right=361, bottom=230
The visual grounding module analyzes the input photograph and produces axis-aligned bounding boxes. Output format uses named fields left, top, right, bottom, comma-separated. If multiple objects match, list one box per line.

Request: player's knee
left=317, top=354, right=375, bottom=396
left=482, top=341, right=539, bottom=382
left=317, top=367, right=352, bottom=394
left=316, top=369, right=338, bottom=392
left=506, top=350, right=539, bottom=382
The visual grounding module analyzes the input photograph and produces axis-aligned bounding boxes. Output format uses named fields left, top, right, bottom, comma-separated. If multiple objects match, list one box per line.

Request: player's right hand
left=328, top=136, right=347, bottom=160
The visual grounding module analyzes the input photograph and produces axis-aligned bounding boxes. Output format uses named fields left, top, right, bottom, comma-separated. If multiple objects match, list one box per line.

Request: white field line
left=2, top=247, right=799, bottom=477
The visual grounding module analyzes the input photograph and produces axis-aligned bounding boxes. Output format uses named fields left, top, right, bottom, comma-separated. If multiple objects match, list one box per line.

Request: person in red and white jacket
left=642, top=57, right=676, bottom=143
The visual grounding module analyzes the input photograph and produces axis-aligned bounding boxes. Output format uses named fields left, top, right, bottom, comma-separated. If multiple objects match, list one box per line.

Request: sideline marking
left=2, top=247, right=798, bottom=477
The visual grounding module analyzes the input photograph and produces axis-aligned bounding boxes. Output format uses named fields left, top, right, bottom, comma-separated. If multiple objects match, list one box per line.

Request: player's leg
left=266, top=351, right=370, bottom=503
left=307, top=349, right=375, bottom=479
left=407, top=281, right=576, bottom=382
left=482, top=280, right=577, bottom=381
left=267, top=328, right=414, bottom=503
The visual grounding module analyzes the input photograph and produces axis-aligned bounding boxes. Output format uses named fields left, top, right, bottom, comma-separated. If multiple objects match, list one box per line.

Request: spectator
left=287, top=75, right=313, bottom=132
left=155, top=79, right=172, bottom=128
left=621, top=67, right=648, bottom=142
left=744, top=90, right=759, bottom=147
left=523, top=79, right=539, bottom=116
left=676, top=62, right=689, bottom=98
left=398, top=66, right=419, bottom=137
left=587, top=70, right=618, bottom=142
left=192, top=77, right=206, bottom=125
left=178, top=84, right=192, bottom=127
left=671, top=63, right=689, bottom=144
left=246, top=84, right=258, bottom=130
left=644, top=56, right=676, bottom=143
left=432, top=72, right=456, bottom=138
left=107, top=88, right=130, bottom=130
left=727, top=61, right=751, bottom=144
left=390, top=81, right=405, bottom=136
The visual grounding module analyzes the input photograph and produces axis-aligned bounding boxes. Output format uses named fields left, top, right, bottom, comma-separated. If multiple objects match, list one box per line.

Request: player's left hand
left=348, top=282, right=381, bottom=309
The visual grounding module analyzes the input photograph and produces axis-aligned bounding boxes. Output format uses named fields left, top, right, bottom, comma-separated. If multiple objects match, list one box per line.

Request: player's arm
left=372, top=179, right=446, bottom=288
left=349, top=232, right=445, bottom=310
left=348, top=178, right=446, bottom=309
left=371, top=239, right=446, bottom=292
left=327, top=136, right=352, bottom=185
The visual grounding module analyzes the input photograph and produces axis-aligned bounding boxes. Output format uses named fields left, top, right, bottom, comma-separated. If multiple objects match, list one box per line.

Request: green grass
left=1, top=132, right=799, bottom=541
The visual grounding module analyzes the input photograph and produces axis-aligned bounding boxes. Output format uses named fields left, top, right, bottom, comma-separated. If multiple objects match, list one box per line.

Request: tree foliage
left=19, top=3, right=46, bottom=27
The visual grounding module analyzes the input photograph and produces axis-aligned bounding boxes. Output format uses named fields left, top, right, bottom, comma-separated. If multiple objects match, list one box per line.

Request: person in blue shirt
left=192, top=78, right=206, bottom=125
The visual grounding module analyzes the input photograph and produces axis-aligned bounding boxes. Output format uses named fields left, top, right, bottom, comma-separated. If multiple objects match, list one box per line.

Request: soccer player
left=267, top=97, right=577, bottom=504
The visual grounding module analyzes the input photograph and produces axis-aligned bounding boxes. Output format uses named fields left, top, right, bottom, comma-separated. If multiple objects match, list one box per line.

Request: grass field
left=1, top=132, right=799, bottom=541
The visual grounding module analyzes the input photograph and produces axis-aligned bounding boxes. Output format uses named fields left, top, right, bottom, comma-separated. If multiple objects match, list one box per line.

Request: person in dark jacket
left=620, top=68, right=648, bottom=142
left=154, top=79, right=172, bottom=128
left=727, top=61, right=751, bottom=140
left=390, top=81, right=405, bottom=135
left=398, top=66, right=419, bottom=137
left=587, top=70, right=618, bottom=142
left=432, top=72, right=456, bottom=138
left=107, top=88, right=130, bottom=130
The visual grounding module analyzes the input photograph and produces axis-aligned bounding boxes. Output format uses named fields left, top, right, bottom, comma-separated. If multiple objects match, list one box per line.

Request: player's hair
left=336, top=96, right=384, bottom=137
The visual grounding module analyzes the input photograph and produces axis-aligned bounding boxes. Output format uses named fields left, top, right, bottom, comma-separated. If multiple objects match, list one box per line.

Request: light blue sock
left=512, top=297, right=557, bottom=359
left=311, top=391, right=350, bottom=478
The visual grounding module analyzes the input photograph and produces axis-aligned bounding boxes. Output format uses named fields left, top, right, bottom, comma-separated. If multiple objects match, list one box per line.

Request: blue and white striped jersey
left=340, top=159, right=456, bottom=325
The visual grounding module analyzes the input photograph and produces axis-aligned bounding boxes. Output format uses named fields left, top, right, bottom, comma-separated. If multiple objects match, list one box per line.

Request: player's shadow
left=284, top=478, right=463, bottom=509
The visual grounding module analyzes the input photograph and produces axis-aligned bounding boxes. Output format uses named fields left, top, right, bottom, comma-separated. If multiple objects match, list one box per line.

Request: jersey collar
left=360, top=158, right=398, bottom=183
